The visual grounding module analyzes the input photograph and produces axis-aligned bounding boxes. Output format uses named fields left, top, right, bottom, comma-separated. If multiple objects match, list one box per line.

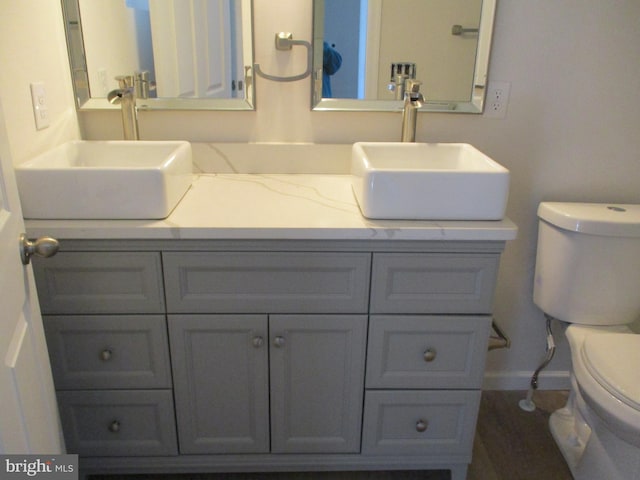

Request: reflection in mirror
left=61, top=0, right=255, bottom=111
left=312, top=0, right=495, bottom=113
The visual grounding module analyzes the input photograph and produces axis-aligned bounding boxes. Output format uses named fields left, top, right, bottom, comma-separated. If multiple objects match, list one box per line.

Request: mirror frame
left=60, top=0, right=256, bottom=111
left=311, top=0, right=496, bottom=113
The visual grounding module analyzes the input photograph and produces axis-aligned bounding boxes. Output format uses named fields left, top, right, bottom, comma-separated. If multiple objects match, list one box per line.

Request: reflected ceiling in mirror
left=312, top=0, right=496, bottom=113
left=62, top=0, right=255, bottom=111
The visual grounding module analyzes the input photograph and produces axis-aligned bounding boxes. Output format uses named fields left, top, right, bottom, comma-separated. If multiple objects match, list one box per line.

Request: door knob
left=20, top=234, right=59, bottom=265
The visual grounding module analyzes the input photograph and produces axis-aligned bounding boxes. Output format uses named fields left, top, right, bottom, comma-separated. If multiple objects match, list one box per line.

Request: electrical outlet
left=484, top=81, right=511, bottom=118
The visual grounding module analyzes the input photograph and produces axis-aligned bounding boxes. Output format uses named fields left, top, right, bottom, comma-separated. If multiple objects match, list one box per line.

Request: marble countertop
left=25, top=173, right=518, bottom=241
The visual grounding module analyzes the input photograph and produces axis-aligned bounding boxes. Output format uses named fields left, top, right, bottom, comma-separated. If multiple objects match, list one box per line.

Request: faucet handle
left=406, top=79, right=422, bottom=93
left=115, top=75, right=135, bottom=90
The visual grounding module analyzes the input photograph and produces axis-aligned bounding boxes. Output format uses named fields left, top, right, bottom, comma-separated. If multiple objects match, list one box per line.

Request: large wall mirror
left=62, top=0, right=255, bottom=111
left=312, top=0, right=496, bottom=112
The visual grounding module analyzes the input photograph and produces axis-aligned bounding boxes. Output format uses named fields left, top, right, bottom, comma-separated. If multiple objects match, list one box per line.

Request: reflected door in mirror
left=150, top=0, right=234, bottom=98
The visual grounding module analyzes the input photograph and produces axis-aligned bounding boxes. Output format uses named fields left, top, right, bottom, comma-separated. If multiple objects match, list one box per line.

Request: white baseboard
left=483, top=370, right=571, bottom=390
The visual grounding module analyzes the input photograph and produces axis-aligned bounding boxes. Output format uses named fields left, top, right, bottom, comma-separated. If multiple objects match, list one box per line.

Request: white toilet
left=533, top=202, right=640, bottom=480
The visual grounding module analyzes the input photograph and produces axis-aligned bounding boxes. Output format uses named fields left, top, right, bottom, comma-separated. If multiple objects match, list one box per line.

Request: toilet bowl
left=533, top=202, right=640, bottom=479
left=577, top=327, right=640, bottom=445
left=549, top=325, right=640, bottom=479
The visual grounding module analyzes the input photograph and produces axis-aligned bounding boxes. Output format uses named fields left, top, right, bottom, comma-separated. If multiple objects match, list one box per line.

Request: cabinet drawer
left=57, top=389, right=177, bottom=457
left=366, top=315, right=491, bottom=389
left=44, top=315, right=171, bottom=390
left=362, top=390, right=480, bottom=456
left=33, top=252, right=164, bottom=314
left=370, top=253, right=499, bottom=314
left=163, top=252, right=371, bottom=313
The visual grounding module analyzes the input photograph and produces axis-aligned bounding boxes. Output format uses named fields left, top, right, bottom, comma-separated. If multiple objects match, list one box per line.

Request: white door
left=149, top=0, right=232, bottom=98
left=0, top=100, right=63, bottom=454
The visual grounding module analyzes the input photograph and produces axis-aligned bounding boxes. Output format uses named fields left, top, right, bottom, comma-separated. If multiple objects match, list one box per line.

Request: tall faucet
left=108, top=75, right=139, bottom=140
left=401, top=80, right=424, bottom=142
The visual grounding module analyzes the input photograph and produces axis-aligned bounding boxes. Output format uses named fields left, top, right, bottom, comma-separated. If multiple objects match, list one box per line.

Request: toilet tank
left=533, top=202, right=640, bottom=325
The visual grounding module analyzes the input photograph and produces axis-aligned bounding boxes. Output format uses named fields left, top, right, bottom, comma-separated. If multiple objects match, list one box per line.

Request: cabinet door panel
left=169, top=315, right=269, bottom=454
left=44, top=314, right=171, bottom=389
left=163, top=252, right=371, bottom=313
left=33, top=252, right=165, bottom=314
left=362, top=390, right=480, bottom=456
left=366, top=315, right=491, bottom=389
left=269, top=314, right=367, bottom=454
left=370, top=253, right=499, bottom=314
left=57, top=389, right=177, bottom=457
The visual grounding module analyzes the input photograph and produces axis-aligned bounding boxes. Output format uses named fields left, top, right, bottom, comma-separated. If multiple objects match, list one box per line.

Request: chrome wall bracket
left=254, top=32, right=313, bottom=82
left=451, top=24, right=480, bottom=36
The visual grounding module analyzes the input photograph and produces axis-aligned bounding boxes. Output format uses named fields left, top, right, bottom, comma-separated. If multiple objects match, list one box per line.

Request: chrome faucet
left=400, top=80, right=424, bottom=142
left=108, top=75, right=139, bottom=140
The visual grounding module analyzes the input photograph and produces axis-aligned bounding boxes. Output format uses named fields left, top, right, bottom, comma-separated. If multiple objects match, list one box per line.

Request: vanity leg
left=450, top=464, right=469, bottom=480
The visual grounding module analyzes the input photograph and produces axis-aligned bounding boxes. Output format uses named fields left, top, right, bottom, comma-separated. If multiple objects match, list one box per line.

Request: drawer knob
left=273, top=336, right=286, bottom=348
left=423, top=348, right=437, bottom=362
left=252, top=336, right=264, bottom=348
left=108, top=420, right=121, bottom=433
left=416, top=419, right=428, bottom=433
left=100, top=349, right=113, bottom=361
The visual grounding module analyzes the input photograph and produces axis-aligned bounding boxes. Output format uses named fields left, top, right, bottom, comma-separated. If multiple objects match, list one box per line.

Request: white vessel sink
left=16, top=140, right=193, bottom=219
left=351, top=142, right=510, bottom=220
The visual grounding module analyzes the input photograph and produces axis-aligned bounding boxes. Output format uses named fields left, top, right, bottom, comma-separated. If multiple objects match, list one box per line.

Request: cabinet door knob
left=273, top=336, right=286, bottom=348
left=108, top=420, right=121, bottom=433
left=416, top=419, right=428, bottom=432
left=252, top=336, right=264, bottom=348
left=100, top=349, right=113, bottom=361
left=423, top=348, right=437, bottom=362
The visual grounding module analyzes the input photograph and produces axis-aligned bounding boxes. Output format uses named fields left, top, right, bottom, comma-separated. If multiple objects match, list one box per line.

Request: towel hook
left=254, top=32, right=313, bottom=82
left=451, top=24, right=480, bottom=36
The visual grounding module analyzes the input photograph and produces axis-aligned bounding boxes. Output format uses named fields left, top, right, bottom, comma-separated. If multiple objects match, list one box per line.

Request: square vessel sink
left=16, top=140, right=193, bottom=219
left=351, top=142, right=510, bottom=220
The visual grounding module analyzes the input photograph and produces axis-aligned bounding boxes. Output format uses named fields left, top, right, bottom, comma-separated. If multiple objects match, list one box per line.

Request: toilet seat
left=581, top=333, right=640, bottom=412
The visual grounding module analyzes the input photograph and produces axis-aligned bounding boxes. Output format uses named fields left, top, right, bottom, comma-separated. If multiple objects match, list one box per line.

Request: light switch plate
left=30, top=82, right=50, bottom=130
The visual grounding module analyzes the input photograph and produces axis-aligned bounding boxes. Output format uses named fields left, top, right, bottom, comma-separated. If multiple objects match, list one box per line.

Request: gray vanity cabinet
left=33, top=242, right=506, bottom=480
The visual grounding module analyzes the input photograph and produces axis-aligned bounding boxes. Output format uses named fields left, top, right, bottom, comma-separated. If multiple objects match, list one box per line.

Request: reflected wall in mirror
left=62, top=0, right=255, bottom=110
left=312, top=0, right=495, bottom=112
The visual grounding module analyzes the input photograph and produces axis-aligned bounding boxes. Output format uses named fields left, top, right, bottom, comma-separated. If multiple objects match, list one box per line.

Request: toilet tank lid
left=538, top=202, right=640, bottom=237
